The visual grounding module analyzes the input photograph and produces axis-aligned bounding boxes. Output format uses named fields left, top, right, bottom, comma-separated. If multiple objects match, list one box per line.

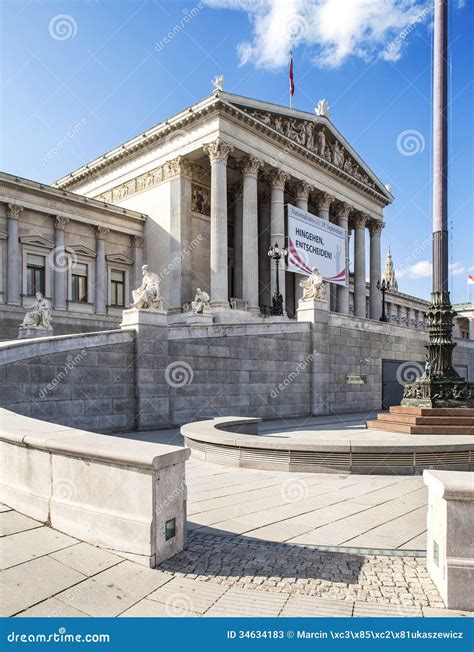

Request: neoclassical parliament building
left=0, top=89, right=472, bottom=340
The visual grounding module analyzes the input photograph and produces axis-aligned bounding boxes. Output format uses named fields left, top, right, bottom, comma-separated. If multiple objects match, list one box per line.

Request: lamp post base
left=402, top=376, right=474, bottom=409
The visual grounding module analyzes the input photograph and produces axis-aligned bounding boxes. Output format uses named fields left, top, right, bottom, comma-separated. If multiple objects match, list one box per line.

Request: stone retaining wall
left=0, top=315, right=472, bottom=431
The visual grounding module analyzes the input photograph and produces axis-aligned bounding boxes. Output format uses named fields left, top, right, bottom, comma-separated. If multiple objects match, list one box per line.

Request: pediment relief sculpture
left=242, top=108, right=375, bottom=190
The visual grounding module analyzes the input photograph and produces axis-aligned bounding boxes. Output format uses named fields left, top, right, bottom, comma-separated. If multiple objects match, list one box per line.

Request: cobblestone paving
left=160, top=534, right=445, bottom=609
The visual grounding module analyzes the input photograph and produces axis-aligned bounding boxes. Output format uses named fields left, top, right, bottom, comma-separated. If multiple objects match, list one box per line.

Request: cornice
left=52, top=97, right=392, bottom=207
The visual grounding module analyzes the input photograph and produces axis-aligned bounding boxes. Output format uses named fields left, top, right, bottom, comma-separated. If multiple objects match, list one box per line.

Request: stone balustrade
left=0, top=408, right=189, bottom=567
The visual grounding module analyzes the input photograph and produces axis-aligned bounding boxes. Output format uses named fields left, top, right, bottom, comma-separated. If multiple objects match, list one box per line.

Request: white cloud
left=204, top=0, right=432, bottom=69
left=398, top=259, right=466, bottom=280
left=449, top=261, right=465, bottom=276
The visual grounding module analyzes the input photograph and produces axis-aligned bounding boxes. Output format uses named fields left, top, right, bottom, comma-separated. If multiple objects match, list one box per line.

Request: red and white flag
left=468, top=274, right=474, bottom=285
left=289, top=50, right=294, bottom=104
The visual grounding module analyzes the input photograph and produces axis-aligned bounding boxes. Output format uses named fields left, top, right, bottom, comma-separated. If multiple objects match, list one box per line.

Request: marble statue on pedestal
left=191, top=288, right=211, bottom=315
left=131, top=265, right=163, bottom=310
left=315, top=99, right=330, bottom=118
left=20, top=293, right=52, bottom=330
left=299, top=268, right=326, bottom=301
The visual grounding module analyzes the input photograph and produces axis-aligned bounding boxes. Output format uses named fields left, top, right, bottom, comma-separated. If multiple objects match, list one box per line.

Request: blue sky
left=1, top=0, right=472, bottom=302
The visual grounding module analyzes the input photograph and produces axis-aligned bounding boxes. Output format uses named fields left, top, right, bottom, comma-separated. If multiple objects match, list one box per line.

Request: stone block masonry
left=0, top=314, right=472, bottom=431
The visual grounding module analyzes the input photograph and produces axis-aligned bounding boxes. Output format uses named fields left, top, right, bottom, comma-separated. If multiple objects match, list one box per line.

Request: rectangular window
left=26, top=254, right=45, bottom=296
left=110, top=269, right=125, bottom=307
left=72, top=263, right=88, bottom=303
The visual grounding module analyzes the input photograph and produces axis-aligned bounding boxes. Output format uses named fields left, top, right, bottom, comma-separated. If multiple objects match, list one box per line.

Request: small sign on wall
left=346, top=374, right=367, bottom=384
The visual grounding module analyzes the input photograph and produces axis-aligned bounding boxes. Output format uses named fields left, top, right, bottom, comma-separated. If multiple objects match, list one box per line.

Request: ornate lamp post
left=402, top=0, right=472, bottom=408
left=268, top=242, right=287, bottom=316
left=377, top=279, right=390, bottom=322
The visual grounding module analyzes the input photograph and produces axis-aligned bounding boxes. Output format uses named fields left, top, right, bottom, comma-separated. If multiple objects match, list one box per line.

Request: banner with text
left=287, top=204, right=347, bottom=286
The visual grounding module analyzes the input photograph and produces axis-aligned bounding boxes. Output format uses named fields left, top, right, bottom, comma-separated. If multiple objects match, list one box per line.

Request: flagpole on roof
left=289, top=50, right=294, bottom=109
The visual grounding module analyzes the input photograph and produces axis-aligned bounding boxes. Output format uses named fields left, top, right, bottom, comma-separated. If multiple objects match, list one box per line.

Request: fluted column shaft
left=354, top=214, right=367, bottom=318
left=233, top=184, right=243, bottom=299
left=315, top=192, right=334, bottom=310
left=270, top=170, right=289, bottom=303
left=6, top=204, right=22, bottom=305
left=336, top=203, right=351, bottom=315
left=293, top=182, right=313, bottom=306
left=204, top=138, right=234, bottom=306
left=95, top=226, right=109, bottom=314
left=53, top=216, right=69, bottom=310
left=369, top=220, right=383, bottom=320
left=242, top=156, right=263, bottom=312
left=132, top=236, right=144, bottom=302
left=258, top=193, right=271, bottom=307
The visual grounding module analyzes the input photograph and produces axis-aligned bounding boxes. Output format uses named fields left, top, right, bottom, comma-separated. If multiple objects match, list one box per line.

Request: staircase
left=367, top=406, right=474, bottom=435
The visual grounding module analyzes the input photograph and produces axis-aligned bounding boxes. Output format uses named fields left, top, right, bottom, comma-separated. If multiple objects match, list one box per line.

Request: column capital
left=315, top=192, right=335, bottom=212
left=353, top=213, right=369, bottom=228
left=335, top=202, right=352, bottom=220
left=165, top=155, right=193, bottom=178
left=7, top=203, right=23, bottom=219
left=96, top=226, right=110, bottom=240
left=54, top=216, right=70, bottom=230
left=295, top=180, right=314, bottom=202
left=368, top=219, right=384, bottom=236
left=270, top=168, right=290, bottom=190
left=203, top=137, right=234, bottom=164
left=241, top=154, right=263, bottom=177
left=132, top=235, right=144, bottom=248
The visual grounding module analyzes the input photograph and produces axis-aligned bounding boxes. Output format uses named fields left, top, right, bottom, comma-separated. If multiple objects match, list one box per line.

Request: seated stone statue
left=131, top=265, right=163, bottom=310
left=299, top=267, right=326, bottom=301
left=21, top=293, right=52, bottom=329
left=191, top=288, right=211, bottom=314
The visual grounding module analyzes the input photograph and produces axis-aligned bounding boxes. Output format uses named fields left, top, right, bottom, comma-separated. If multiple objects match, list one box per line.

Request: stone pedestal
left=186, top=313, right=213, bottom=325
left=297, top=298, right=329, bottom=324
left=211, top=307, right=261, bottom=324
left=18, top=327, right=53, bottom=340
left=423, top=470, right=474, bottom=611
left=120, top=307, right=168, bottom=329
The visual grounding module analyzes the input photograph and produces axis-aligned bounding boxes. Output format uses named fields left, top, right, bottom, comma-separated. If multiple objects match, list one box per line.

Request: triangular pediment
left=220, top=93, right=392, bottom=201
left=66, top=244, right=96, bottom=258
left=20, top=235, right=54, bottom=249
left=106, top=252, right=134, bottom=265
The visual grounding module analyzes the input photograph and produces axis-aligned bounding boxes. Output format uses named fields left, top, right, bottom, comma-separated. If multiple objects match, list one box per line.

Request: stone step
left=389, top=406, right=474, bottom=417
left=367, top=419, right=474, bottom=435
left=377, top=413, right=474, bottom=426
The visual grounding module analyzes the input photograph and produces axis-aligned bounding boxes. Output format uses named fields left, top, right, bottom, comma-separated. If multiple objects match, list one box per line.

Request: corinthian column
left=95, top=226, right=109, bottom=315
left=335, top=203, right=351, bottom=315
left=270, top=169, right=289, bottom=303
left=53, top=216, right=69, bottom=310
left=6, top=203, right=22, bottom=305
left=315, top=192, right=334, bottom=309
left=203, top=138, right=234, bottom=307
left=258, top=192, right=271, bottom=307
left=233, top=183, right=243, bottom=299
left=132, top=236, right=144, bottom=297
left=353, top=214, right=367, bottom=318
left=294, top=182, right=313, bottom=305
left=369, top=220, right=384, bottom=320
left=242, top=155, right=263, bottom=313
